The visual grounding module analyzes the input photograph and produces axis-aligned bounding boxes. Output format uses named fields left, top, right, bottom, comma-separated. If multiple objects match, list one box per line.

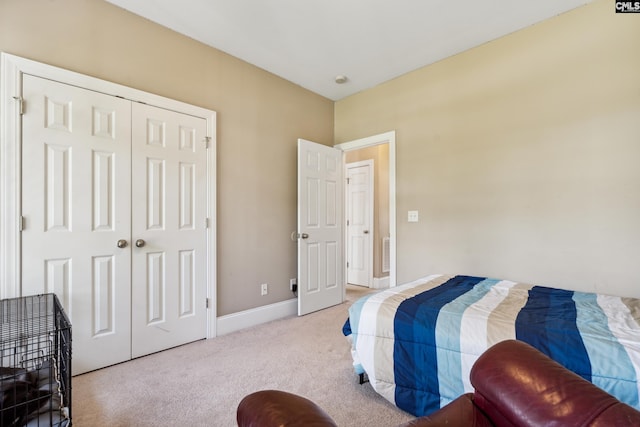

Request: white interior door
left=21, top=75, right=133, bottom=375
left=130, top=102, right=208, bottom=357
left=297, top=139, right=344, bottom=315
left=347, top=161, right=373, bottom=287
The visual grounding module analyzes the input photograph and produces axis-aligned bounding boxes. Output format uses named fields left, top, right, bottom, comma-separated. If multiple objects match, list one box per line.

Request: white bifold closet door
left=130, top=102, right=207, bottom=359
left=21, top=75, right=207, bottom=375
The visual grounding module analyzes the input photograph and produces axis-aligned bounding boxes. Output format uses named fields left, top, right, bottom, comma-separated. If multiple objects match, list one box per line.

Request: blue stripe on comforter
left=516, top=286, right=591, bottom=381
left=393, top=275, right=485, bottom=416
left=342, top=318, right=351, bottom=336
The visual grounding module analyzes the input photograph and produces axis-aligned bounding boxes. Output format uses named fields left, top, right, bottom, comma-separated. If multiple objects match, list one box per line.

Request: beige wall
left=0, top=0, right=334, bottom=315
left=346, top=145, right=390, bottom=278
left=335, top=0, right=640, bottom=297
left=3, top=0, right=639, bottom=317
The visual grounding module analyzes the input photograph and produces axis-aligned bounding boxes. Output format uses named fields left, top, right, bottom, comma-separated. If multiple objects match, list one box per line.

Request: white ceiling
left=105, top=0, right=592, bottom=101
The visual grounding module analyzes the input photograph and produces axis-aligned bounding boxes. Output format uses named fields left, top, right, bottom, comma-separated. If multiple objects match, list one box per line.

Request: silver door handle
left=300, top=233, right=309, bottom=239
left=135, top=239, right=146, bottom=248
left=117, top=239, right=128, bottom=248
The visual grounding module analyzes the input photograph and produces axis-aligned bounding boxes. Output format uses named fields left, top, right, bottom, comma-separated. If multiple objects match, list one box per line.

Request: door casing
left=0, top=52, right=217, bottom=338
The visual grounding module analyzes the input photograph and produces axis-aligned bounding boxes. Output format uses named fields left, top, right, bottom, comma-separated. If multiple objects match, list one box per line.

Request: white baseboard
left=216, top=298, right=298, bottom=336
left=372, top=276, right=390, bottom=289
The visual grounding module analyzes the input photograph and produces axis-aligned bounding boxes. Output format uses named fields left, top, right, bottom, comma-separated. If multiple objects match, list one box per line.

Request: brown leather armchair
left=237, top=340, right=640, bottom=426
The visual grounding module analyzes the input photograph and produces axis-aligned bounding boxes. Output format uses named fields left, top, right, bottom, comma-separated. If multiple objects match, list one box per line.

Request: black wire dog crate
left=1, top=294, right=71, bottom=426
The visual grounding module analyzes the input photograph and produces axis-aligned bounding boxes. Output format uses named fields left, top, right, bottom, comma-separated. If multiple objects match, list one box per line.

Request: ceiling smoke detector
left=334, top=75, right=348, bottom=84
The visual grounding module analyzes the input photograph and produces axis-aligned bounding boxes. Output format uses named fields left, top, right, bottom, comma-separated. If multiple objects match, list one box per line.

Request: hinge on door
left=204, top=217, right=209, bottom=229
left=204, top=136, right=211, bottom=149
left=347, top=262, right=349, bottom=268
left=13, top=96, right=24, bottom=115
left=206, top=298, right=210, bottom=309
left=18, top=216, right=25, bottom=232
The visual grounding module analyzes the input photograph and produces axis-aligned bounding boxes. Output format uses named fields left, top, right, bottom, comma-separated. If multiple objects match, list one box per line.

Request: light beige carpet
left=72, top=286, right=414, bottom=426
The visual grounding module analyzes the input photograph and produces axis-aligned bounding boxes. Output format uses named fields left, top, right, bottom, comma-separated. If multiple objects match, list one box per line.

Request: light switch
left=408, top=210, right=419, bottom=222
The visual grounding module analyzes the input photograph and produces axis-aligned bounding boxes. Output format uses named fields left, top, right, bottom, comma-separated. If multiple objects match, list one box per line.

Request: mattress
left=343, top=274, right=640, bottom=416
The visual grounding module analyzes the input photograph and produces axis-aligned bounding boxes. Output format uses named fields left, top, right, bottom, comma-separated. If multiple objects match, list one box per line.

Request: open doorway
left=336, top=131, right=396, bottom=290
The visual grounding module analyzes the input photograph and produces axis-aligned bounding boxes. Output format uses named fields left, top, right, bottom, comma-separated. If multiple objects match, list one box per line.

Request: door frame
left=336, top=131, right=396, bottom=291
left=0, top=52, right=218, bottom=337
left=346, top=159, right=374, bottom=287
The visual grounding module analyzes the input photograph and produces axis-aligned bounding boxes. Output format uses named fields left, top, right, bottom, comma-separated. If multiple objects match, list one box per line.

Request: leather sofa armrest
left=470, top=340, right=640, bottom=426
left=397, top=394, right=493, bottom=427
left=591, top=402, right=640, bottom=427
left=237, top=389, right=338, bottom=427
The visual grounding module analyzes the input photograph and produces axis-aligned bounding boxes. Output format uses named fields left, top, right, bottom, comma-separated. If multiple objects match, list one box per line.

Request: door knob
left=135, top=239, right=146, bottom=248
left=117, top=239, right=128, bottom=248
left=300, top=233, right=309, bottom=239
left=363, top=230, right=369, bottom=234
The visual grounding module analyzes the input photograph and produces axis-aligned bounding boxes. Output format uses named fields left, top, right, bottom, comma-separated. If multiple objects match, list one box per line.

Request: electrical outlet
left=261, top=283, right=268, bottom=296
left=290, top=278, right=297, bottom=290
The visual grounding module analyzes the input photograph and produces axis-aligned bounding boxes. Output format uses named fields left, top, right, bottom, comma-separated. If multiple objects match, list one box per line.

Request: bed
left=342, top=274, right=640, bottom=416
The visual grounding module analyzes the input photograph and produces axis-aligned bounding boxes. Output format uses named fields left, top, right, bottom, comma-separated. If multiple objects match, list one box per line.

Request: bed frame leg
left=358, top=373, right=369, bottom=385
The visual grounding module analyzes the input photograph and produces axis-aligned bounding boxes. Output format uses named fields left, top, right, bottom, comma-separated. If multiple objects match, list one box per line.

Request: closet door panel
left=131, top=102, right=207, bottom=358
left=21, top=74, right=132, bottom=375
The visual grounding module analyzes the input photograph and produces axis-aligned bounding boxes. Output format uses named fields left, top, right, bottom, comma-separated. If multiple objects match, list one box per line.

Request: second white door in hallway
left=347, top=161, right=373, bottom=287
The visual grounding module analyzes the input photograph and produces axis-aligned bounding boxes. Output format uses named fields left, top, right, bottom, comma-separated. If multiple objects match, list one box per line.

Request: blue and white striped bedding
left=342, top=274, right=640, bottom=417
